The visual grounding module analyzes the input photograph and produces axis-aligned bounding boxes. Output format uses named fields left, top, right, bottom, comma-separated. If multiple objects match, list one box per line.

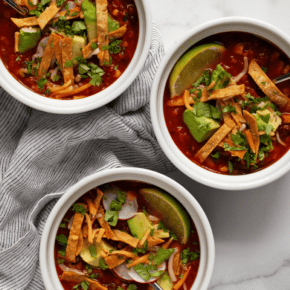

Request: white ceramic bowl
left=39, top=167, right=215, bottom=290
left=0, top=0, right=152, bottom=114
left=151, top=17, right=290, bottom=191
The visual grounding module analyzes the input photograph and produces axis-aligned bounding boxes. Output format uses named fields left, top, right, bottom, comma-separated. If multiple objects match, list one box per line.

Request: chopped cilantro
left=133, top=264, right=151, bottom=281
left=150, top=229, right=154, bottom=236
left=56, top=234, right=68, bottom=245
left=89, top=245, right=97, bottom=258
left=89, top=273, right=98, bottom=279
left=64, top=60, right=73, bottom=67
left=170, top=231, right=178, bottom=241
left=80, top=281, right=90, bottom=290
left=36, top=76, right=47, bottom=91
left=181, top=248, right=200, bottom=264
left=15, top=56, right=21, bottom=62
left=104, top=210, right=119, bottom=226
left=114, top=65, right=119, bottom=70
left=262, top=67, right=268, bottom=73
left=117, top=191, right=127, bottom=204
left=211, top=151, right=221, bottom=159
left=123, top=13, right=128, bottom=21
left=127, top=285, right=137, bottom=290
left=222, top=104, right=237, bottom=114
left=157, top=221, right=168, bottom=233
left=153, top=248, right=175, bottom=265
left=110, top=200, right=123, bottom=211
left=228, top=161, right=233, bottom=174
left=58, top=249, right=66, bottom=257
left=108, top=39, right=122, bottom=54
left=56, top=0, right=65, bottom=7
left=57, top=258, right=65, bottom=264
left=99, top=258, right=109, bottom=270
left=52, top=75, right=60, bottom=82
left=59, top=223, right=66, bottom=228
left=91, top=42, right=98, bottom=50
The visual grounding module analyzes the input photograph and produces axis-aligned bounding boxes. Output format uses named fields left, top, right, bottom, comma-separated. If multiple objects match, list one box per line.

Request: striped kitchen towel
left=0, top=24, right=174, bottom=290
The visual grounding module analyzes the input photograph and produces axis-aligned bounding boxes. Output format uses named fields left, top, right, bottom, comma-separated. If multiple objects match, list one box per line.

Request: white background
left=148, top=0, right=290, bottom=289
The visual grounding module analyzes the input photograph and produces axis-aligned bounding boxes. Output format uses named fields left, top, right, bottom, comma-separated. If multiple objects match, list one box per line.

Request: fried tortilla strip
left=195, top=119, right=236, bottom=163
left=82, top=38, right=99, bottom=59
left=183, top=90, right=193, bottom=111
left=244, top=129, right=256, bottom=154
left=199, top=87, right=210, bottom=102
left=229, top=99, right=246, bottom=127
left=61, top=271, right=107, bottom=290
left=65, top=204, right=87, bottom=262
left=109, top=250, right=138, bottom=259
left=49, top=80, right=72, bottom=93
left=167, top=95, right=194, bottom=107
left=105, top=246, right=131, bottom=269
left=55, top=83, right=92, bottom=98
left=109, top=230, right=139, bottom=248
left=11, top=17, right=38, bottom=28
left=52, top=86, right=73, bottom=97
left=162, top=237, right=174, bottom=249
left=139, top=229, right=150, bottom=247
left=76, top=230, right=83, bottom=256
left=96, top=0, right=109, bottom=65
left=96, top=228, right=105, bottom=243
left=14, top=32, right=19, bottom=53
left=37, top=0, right=63, bottom=30
left=282, top=114, right=290, bottom=123
left=84, top=197, right=97, bottom=216
left=53, top=7, right=81, bottom=21
left=97, top=207, right=115, bottom=239
left=249, top=59, right=290, bottom=108
left=37, top=33, right=57, bottom=79
left=85, top=213, right=94, bottom=244
left=207, top=84, right=245, bottom=101
left=243, top=110, right=260, bottom=154
left=173, top=267, right=191, bottom=290
left=173, top=250, right=180, bottom=276
left=108, top=24, right=127, bottom=40
left=93, top=188, right=103, bottom=212
left=126, top=253, right=150, bottom=268
left=61, top=37, right=74, bottom=83
left=147, top=236, right=164, bottom=248
left=219, top=137, right=247, bottom=159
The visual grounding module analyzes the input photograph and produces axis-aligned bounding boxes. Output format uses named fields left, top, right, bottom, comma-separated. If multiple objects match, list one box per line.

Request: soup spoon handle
left=150, top=283, right=163, bottom=290
left=3, top=0, right=28, bottom=16
left=273, top=72, right=290, bottom=84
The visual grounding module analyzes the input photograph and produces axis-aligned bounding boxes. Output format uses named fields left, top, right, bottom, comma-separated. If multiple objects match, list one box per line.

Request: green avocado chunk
left=18, top=27, right=41, bottom=53
left=157, top=271, right=173, bottom=290
left=82, top=0, right=120, bottom=42
left=72, top=35, right=87, bottom=64
left=127, top=212, right=170, bottom=240
left=183, top=109, right=220, bottom=143
left=80, top=239, right=115, bottom=267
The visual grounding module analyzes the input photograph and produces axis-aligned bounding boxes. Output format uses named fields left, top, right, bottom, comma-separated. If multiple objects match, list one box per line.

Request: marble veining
left=152, top=0, right=290, bottom=288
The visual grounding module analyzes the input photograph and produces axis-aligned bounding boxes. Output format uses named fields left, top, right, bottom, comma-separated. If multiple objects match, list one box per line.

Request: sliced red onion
left=183, top=283, right=187, bottom=290
left=168, top=249, right=178, bottom=282
left=148, top=246, right=160, bottom=252
left=102, top=187, right=138, bottom=220
left=127, top=262, right=166, bottom=284
left=112, top=263, right=133, bottom=281
left=50, top=66, right=59, bottom=81
left=276, top=131, right=286, bottom=146
left=32, top=37, right=49, bottom=61
left=75, top=74, right=82, bottom=83
left=68, top=215, right=74, bottom=229
left=60, top=1, right=76, bottom=10
left=239, top=124, right=246, bottom=132
left=88, top=48, right=100, bottom=59
left=148, top=215, right=160, bottom=222
left=59, top=264, right=86, bottom=276
left=233, top=56, right=249, bottom=83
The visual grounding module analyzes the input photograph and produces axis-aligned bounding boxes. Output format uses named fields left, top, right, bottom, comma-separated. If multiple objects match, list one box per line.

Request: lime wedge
left=139, top=188, right=191, bottom=244
left=169, top=43, right=225, bottom=98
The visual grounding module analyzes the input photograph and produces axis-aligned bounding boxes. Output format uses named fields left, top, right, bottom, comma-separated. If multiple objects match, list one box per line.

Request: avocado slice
left=80, top=239, right=115, bottom=267
left=157, top=271, right=173, bottom=290
left=255, top=108, right=282, bottom=132
left=18, top=27, right=41, bottom=53
left=72, top=35, right=87, bottom=64
left=127, top=213, right=170, bottom=240
left=183, top=109, right=220, bottom=143
left=82, top=0, right=120, bottom=42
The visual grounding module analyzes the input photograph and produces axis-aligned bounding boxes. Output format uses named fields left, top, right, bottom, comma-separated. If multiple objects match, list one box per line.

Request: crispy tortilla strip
left=56, top=83, right=92, bottom=98
left=93, top=188, right=103, bottom=212
left=84, top=197, right=97, bottom=216
left=147, top=236, right=164, bottom=248
left=37, top=0, right=63, bottom=30
left=53, top=7, right=81, bottom=21
left=173, top=267, right=191, bottom=290
left=96, top=228, right=105, bottom=244
left=49, top=80, right=72, bottom=93
left=65, top=205, right=87, bottom=262
left=108, top=24, right=127, bottom=40
left=53, top=33, right=62, bottom=68
left=258, top=131, right=274, bottom=136
left=76, top=230, right=83, bottom=256
left=96, top=0, right=109, bottom=65
left=11, top=17, right=38, bottom=28
left=110, top=230, right=139, bottom=248
left=126, top=253, right=150, bottom=268
left=61, top=37, right=74, bottom=83
left=167, top=95, right=194, bottom=107
left=195, top=119, right=236, bottom=163
left=243, top=110, right=260, bottom=154
left=82, top=38, right=98, bottom=59
left=229, top=99, right=246, bottom=127
left=282, top=114, right=290, bottom=123
left=200, top=87, right=210, bottom=102
left=37, top=33, right=57, bottom=79
left=183, top=90, right=193, bottom=111
left=110, top=250, right=138, bottom=259
left=139, top=229, right=150, bottom=247
left=162, top=237, right=174, bottom=249
left=105, top=246, right=131, bottom=269
left=97, top=207, right=115, bottom=239
left=219, top=137, right=247, bottom=159
left=14, top=32, right=19, bottom=53
left=173, top=250, right=180, bottom=276
left=207, top=85, right=245, bottom=101
left=244, top=129, right=256, bottom=154
left=85, top=213, right=94, bottom=244
left=61, top=271, right=107, bottom=290
left=100, top=250, right=108, bottom=258
left=249, top=59, right=290, bottom=108
left=52, top=86, right=73, bottom=97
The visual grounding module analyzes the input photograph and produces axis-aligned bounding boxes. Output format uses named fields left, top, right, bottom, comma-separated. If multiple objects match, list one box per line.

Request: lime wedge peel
left=139, top=188, right=191, bottom=244
left=169, top=43, right=225, bottom=98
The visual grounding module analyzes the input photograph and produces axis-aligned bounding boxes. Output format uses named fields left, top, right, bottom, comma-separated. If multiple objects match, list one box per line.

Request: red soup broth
left=0, top=0, right=139, bottom=99
left=163, top=32, right=290, bottom=175
left=54, top=181, right=200, bottom=290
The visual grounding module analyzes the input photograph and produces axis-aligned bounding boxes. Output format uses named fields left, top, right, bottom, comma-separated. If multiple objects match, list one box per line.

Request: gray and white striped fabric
left=0, top=24, right=174, bottom=290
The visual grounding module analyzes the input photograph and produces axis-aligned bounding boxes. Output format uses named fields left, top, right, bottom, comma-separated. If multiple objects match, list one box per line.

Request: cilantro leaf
left=211, top=151, right=221, bottom=159
left=72, top=203, right=87, bottom=215
left=127, top=285, right=137, bottom=290
left=228, top=161, right=233, bottom=174
left=133, top=264, right=151, bottom=281
left=153, top=248, right=175, bottom=265
left=56, top=234, right=68, bottom=245
left=181, top=248, right=200, bottom=264
left=104, top=210, right=118, bottom=226
left=89, top=245, right=97, bottom=258
left=99, top=258, right=109, bottom=270
left=157, top=221, right=168, bottom=233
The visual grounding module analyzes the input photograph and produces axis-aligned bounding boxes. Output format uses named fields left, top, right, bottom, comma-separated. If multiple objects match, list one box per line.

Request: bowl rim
left=150, top=16, right=290, bottom=190
left=0, top=0, right=152, bottom=114
left=39, top=167, right=215, bottom=290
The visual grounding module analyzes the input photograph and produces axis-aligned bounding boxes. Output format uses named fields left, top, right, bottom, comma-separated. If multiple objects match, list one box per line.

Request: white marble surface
left=148, top=0, right=290, bottom=289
